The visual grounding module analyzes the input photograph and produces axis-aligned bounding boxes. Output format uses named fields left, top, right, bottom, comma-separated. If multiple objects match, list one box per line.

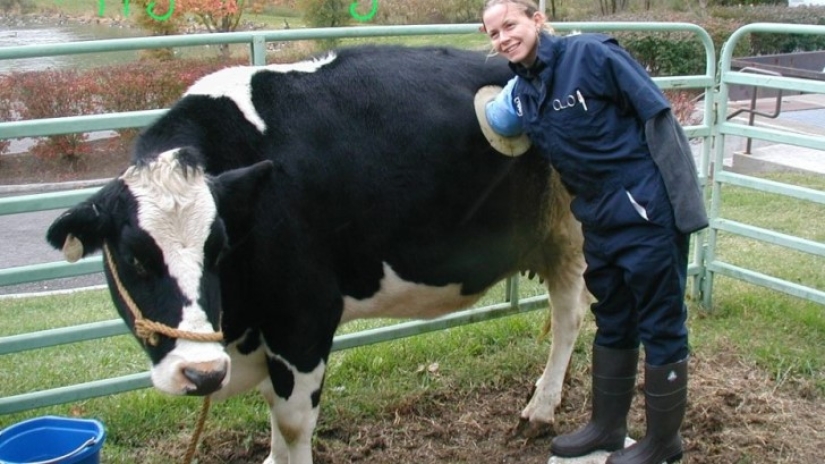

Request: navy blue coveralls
left=502, top=33, right=707, bottom=365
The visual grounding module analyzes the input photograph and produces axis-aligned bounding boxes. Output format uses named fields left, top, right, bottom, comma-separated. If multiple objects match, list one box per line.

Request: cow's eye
left=131, top=257, right=148, bottom=277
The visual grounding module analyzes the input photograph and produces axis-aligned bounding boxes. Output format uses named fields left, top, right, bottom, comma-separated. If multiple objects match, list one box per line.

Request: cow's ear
left=213, top=160, right=274, bottom=225
left=46, top=183, right=119, bottom=263
left=47, top=202, right=107, bottom=263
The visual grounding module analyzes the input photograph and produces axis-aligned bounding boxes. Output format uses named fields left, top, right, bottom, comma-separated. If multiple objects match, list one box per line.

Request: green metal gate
left=3, top=21, right=815, bottom=417
left=705, top=23, right=825, bottom=308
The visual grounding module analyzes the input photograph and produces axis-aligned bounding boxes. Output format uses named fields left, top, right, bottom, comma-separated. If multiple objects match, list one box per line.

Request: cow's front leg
left=520, top=259, right=589, bottom=433
left=259, top=354, right=326, bottom=464
left=259, top=379, right=290, bottom=464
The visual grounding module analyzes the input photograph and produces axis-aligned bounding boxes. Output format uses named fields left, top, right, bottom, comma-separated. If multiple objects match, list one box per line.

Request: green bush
left=601, top=11, right=743, bottom=77
left=709, top=5, right=825, bottom=54
left=370, top=0, right=484, bottom=25
left=569, top=4, right=825, bottom=75
left=295, top=0, right=353, bottom=49
left=297, top=0, right=352, bottom=28
left=0, top=0, right=35, bottom=14
left=618, top=31, right=707, bottom=77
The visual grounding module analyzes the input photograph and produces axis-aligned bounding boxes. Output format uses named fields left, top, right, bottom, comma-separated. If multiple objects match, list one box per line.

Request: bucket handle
left=20, top=437, right=99, bottom=464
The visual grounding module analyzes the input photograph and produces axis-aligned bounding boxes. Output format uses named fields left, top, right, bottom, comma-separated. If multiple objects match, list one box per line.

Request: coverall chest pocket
left=553, top=97, right=610, bottom=148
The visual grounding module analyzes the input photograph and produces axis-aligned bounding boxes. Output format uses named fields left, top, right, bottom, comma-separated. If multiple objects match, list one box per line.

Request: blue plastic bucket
left=0, top=416, right=105, bottom=464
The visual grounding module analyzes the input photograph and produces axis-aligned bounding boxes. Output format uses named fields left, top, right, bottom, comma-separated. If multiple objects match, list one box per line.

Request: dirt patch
left=155, top=347, right=823, bottom=464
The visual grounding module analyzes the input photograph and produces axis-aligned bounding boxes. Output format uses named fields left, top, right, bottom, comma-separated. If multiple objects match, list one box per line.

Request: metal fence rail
left=704, top=23, right=825, bottom=308
left=0, top=23, right=715, bottom=415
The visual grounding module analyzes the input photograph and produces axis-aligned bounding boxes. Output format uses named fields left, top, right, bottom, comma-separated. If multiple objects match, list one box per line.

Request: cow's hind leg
left=519, top=215, right=589, bottom=435
left=259, top=355, right=326, bottom=464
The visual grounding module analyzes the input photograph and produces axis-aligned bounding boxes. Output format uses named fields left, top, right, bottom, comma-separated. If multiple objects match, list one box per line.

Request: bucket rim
left=0, top=415, right=105, bottom=464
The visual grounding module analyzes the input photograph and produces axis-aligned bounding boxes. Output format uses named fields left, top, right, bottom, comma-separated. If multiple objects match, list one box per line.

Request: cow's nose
left=183, top=362, right=228, bottom=396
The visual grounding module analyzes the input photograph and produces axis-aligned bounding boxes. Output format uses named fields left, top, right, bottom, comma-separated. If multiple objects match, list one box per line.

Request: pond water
left=0, top=20, right=153, bottom=154
left=0, top=21, right=147, bottom=73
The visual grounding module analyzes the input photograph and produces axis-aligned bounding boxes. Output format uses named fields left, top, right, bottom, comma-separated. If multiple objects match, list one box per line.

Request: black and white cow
left=46, top=45, right=589, bottom=464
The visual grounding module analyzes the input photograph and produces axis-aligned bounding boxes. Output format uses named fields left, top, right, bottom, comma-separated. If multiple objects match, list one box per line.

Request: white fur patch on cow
left=183, top=53, right=338, bottom=133
left=265, top=351, right=326, bottom=403
left=150, top=338, right=230, bottom=395
left=122, top=149, right=227, bottom=393
left=340, top=262, right=482, bottom=323
left=122, top=149, right=216, bottom=334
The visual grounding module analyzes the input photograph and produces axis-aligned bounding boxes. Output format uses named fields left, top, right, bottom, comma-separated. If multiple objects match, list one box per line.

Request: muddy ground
left=170, top=347, right=823, bottom=464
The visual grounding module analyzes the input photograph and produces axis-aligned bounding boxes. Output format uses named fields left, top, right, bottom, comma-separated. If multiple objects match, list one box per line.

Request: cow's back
left=253, top=46, right=555, bottom=298
left=136, top=45, right=559, bottom=315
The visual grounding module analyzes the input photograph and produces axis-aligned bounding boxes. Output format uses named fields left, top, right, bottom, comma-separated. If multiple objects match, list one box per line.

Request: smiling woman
left=477, top=1, right=708, bottom=462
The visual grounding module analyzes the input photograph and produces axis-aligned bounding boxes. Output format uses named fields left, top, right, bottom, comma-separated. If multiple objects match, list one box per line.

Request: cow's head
left=46, top=148, right=273, bottom=396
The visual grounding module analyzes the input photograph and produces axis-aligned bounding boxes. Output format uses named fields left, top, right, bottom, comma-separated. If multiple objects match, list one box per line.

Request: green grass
left=0, top=280, right=562, bottom=463
left=337, top=32, right=490, bottom=50
left=696, top=172, right=825, bottom=390
left=712, top=172, right=825, bottom=293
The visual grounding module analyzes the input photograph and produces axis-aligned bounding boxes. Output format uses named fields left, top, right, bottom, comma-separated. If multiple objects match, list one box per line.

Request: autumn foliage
left=130, top=0, right=247, bottom=33
left=3, top=70, right=100, bottom=161
left=0, top=58, right=246, bottom=160
left=178, top=0, right=246, bottom=33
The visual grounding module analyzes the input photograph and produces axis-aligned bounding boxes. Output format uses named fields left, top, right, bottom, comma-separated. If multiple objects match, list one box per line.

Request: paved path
left=715, top=94, right=825, bottom=175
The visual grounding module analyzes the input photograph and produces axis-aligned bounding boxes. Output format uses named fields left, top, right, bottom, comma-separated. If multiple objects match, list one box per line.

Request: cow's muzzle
left=183, top=360, right=229, bottom=396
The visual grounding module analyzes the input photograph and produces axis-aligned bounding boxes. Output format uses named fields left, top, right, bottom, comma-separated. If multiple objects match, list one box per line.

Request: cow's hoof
left=511, top=417, right=554, bottom=440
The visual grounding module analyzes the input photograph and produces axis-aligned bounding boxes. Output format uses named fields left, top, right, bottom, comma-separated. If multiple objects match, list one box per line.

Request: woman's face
left=482, top=4, right=544, bottom=67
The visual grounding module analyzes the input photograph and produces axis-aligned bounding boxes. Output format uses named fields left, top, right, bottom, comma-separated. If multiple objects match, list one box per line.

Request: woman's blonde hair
left=483, top=0, right=540, bottom=16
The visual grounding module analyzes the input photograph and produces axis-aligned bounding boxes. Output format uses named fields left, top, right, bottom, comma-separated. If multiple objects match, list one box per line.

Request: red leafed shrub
left=93, top=61, right=193, bottom=150
left=94, top=57, right=247, bottom=114
left=92, top=57, right=247, bottom=151
left=665, top=90, right=702, bottom=127
left=5, top=69, right=101, bottom=161
left=0, top=75, right=16, bottom=157
left=2, top=56, right=249, bottom=164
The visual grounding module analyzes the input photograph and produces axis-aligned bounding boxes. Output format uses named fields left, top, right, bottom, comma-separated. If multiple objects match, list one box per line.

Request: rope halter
left=102, top=242, right=224, bottom=346
left=99, top=241, right=220, bottom=464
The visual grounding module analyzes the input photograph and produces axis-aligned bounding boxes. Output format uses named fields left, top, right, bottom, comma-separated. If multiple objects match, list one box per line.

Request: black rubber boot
left=550, top=344, right=639, bottom=457
left=606, top=358, right=688, bottom=464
